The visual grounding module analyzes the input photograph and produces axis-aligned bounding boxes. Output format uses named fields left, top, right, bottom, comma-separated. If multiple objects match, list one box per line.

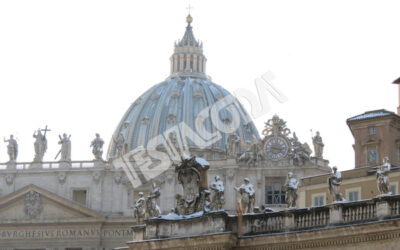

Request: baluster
left=299, top=215, right=303, bottom=228
left=272, top=217, right=275, bottom=231
left=311, top=213, right=314, bottom=227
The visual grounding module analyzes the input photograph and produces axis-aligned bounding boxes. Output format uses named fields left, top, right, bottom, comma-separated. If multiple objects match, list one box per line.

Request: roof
left=107, top=77, right=260, bottom=160
left=393, top=77, right=400, bottom=84
left=347, top=109, right=396, bottom=122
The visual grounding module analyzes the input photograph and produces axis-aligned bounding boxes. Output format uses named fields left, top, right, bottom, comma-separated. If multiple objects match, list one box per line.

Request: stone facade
left=123, top=195, right=400, bottom=250
left=0, top=162, right=134, bottom=249
left=0, top=14, right=333, bottom=250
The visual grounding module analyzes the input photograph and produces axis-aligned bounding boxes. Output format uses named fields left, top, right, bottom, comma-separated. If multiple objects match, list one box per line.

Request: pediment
left=0, top=184, right=105, bottom=223
left=361, top=136, right=381, bottom=146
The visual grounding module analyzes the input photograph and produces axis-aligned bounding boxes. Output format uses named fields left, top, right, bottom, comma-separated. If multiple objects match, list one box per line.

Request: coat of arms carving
left=24, top=190, right=43, bottom=218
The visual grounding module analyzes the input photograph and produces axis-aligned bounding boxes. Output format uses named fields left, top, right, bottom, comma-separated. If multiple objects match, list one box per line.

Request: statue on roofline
left=328, top=166, right=345, bottom=202
left=234, top=178, right=255, bottom=214
left=210, top=175, right=224, bottom=210
left=4, top=135, right=18, bottom=162
left=377, top=157, right=392, bottom=196
left=284, top=172, right=298, bottom=208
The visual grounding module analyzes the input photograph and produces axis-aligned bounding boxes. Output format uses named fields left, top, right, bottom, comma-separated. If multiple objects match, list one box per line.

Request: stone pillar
left=283, top=211, right=295, bottom=230
left=328, top=204, right=343, bottom=225
left=375, top=198, right=391, bottom=220
left=179, top=54, right=184, bottom=71
left=223, top=166, right=236, bottom=212
left=6, top=161, right=16, bottom=170
left=202, top=57, right=207, bottom=74
left=173, top=55, right=178, bottom=73
left=131, top=225, right=146, bottom=241
left=198, top=55, right=203, bottom=73
left=185, top=54, right=191, bottom=71
left=193, top=54, right=198, bottom=72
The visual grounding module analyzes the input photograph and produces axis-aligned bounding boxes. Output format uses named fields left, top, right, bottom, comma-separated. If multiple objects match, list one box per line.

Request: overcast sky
left=0, top=0, right=398, bottom=170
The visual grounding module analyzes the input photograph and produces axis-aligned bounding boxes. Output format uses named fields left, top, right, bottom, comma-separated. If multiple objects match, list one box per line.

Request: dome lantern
left=170, top=15, right=207, bottom=79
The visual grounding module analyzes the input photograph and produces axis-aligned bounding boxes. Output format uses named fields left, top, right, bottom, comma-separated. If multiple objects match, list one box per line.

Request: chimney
left=394, top=77, right=400, bottom=115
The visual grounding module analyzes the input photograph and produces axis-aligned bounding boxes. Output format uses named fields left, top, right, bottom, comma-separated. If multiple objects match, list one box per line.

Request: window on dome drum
left=73, top=190, right=87, bottom=206
left=265, top=178, right=285, bottom=205
left=347, top=188, right=360, bottom=202
left=312, top=194, right=325, bottom=207
left=367, top=146, right=378, bottom=164
left=369, top=127, right=376, bottom=135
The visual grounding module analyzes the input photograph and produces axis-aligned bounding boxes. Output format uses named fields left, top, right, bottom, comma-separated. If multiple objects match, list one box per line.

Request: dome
left=107, top=16, right=260, bottom=160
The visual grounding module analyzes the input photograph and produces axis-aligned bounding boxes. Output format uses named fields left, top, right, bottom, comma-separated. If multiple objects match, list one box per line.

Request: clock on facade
left=264, top=137, right=289, bottom=161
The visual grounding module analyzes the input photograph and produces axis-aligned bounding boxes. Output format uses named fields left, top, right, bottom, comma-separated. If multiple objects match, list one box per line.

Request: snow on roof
left=347, top=109, right=394, bottom=122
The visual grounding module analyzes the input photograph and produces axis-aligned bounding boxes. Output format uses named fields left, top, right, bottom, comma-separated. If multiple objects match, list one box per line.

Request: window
left=312, top=193, right=325, bottom=207
left=367, top=146, right=378, bottom=164
left=73, top=190, right=87, bottom=206
left=398, top=147, right=400, bottom=167
left=346, top=188, right=361, bottom=202
left=265, top=178, right=285, bottom=205
left=369, top=127, right=376, bottom=135
left=390, top=183, right=398, bottom=195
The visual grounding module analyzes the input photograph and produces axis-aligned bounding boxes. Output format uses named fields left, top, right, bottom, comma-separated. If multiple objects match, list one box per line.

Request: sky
left=0, top=0, right=399, bottom=170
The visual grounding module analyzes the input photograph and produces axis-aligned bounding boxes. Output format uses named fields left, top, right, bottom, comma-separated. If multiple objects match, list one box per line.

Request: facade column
left=193, top=54, right=198, bottom=72
left=185, top=54, right=191, bottom=71
left=173, top=55, right=178, bottom=74
left=179, top=54, right=184, bottom=71
left=198, top=56, right=203, bottom=73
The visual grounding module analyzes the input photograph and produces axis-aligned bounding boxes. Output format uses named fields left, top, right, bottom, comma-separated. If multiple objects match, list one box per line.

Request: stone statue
left=145, top=183, right=161, bottom=218
left=33, top=128, right=49, bottom=162
left=237, top=150, right=256, bottom=166
left=174, top=155, right=211, bottom=215
left=226, top=132, right=240, bottom=157
left=133, top=192, right=146, bottom=223
left=90, top=133, right=104, bottom=160
left=114, top=132, right=126, bottom=158
left=328, top=166, right=344, bottom=202
left=4, top=135, right=18, bottom=162
left=210, top=175, right=224, bottom=210
left=237, top=141, right=257, bottom=166
left=312, top=131, right=324, bottom=158
left=234, top=178, right=255, bottom=214
left=56, top=133, right=71, bottom=162
left=284, top=172, right=298, bottom=208
left=377, top=157, right=391, bottom=195
left=291, top=132, right=311, bottom=166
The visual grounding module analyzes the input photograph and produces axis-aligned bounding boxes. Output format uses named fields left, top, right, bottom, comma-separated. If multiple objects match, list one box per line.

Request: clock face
left=265, top=137, right=289, bottom=161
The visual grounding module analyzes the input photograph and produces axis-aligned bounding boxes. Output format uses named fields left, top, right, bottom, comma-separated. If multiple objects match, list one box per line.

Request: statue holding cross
left=33, top=126, right=50, bottom=162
